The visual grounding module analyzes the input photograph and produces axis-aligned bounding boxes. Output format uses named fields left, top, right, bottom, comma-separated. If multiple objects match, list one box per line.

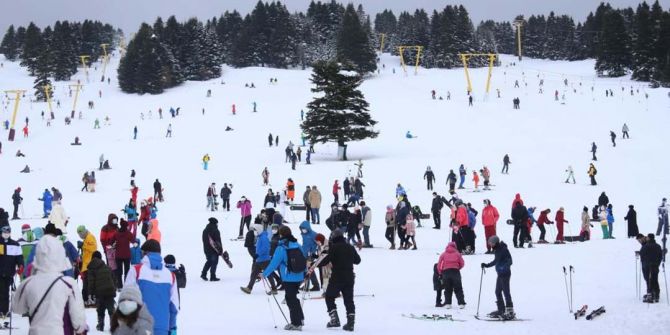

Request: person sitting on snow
left=406, top=131, right=415, bottom=139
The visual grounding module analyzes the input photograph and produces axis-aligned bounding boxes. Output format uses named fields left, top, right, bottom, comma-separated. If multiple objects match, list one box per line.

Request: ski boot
left=284, top=323, right=302, bottom=331
left=200, top=273, right=209, bottom=281
left=487, top=310, right=503, bottom=319
left=458, top=304, right=466, bottom=309
left=342, top=313, right=355, bottom=331
left=643, top=294, right=653, bottom=303
left=327, top=310, right=340, bottom=328
left=444, top=304, right=452, bottom=309
left=240, top=286, right=251, bottom=294
left=96, top=317, right=104, bottom=331
left=503, top=307, right=516, bottom=320
left=654, top=293, right=660, bottom=303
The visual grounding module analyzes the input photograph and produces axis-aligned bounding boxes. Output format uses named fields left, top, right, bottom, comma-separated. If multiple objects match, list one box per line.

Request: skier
left=481, top=166, right=491, bottom=190
left=424, top=166, right=435, bottom=190
left=220, top=183, right=232, bottom=211
left=11, top=187, right=22, bottom=220
left=624, top=205, right=639, bottom=238
left=437, top=241, right=466, bottom=308
left=166, top=124, right=172, bottom=138
left=38, top=188, right=54, bottom=218
left=638, top=234, right=663, bottom=303
left=262, top=226, right=305, bottom=331
left=207, top=183, right=218, bottom=211
left=554, top=207, right=568, bottom=244
left=241, top=223, right=276, bottom=294
left=610, top=131, right=617, bottom=147
left=447, top=170, right=457, bottom=193
left=300, top=221, right=321, bottom=291
left=133, top=126, right=137, bottom=140
left=268, top=133, right=273, bottom=147
left=535, top=208, right=553, bottom=244
left=657, top=198, right=669, bottom=236
left=202, top=154, right=211, bottom=170
left=482, top=200, right=500, bottom=254
left=201, top=218, right=222, bottom=281
left=481, top=236, right=515, bottom=320
left=591, top=142, right=597, bottom=161
left=501, top=154, right=510, bottom=174
left=458, top=164, right=466, bottom=189
left=262, top=167, right=270, bottom=186
left=237, top=196, right=253, bottom=239
left=472, top=170, right=480, bottom=191
left=588, top=163, right=597, bottom=186
left=320, top=229, right=361, bottom=331
left=622, top=123, right=630, bottom=139
left=565, top=165, right=576, bottom=184
left=512, top=201, right=530, bottom=247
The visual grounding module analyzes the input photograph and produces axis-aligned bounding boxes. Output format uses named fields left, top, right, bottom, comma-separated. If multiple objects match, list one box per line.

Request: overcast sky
left=2, top=0, right=668, bottom=35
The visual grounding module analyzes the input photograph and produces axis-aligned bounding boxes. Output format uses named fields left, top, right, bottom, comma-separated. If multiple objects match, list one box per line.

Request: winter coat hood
left=145, top=252, right=164, bottom=270
left=299, top=221, right=314, bottom=234
left=107, top=213, right=118, bottom=225
left=32, top=235, right=72, bottom=274
left=445, top=241, right=457, bottom=252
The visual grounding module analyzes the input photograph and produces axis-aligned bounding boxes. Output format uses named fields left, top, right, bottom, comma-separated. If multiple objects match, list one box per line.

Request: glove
left=77, top=241, right=83, bottom=249
left=481, top=263, right=486, bottom=269
left=169, top=328, right=177, bottom=335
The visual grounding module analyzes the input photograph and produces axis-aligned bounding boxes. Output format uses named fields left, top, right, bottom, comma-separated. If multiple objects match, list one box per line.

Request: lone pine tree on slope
left=301, top=61, right=378, bottom=161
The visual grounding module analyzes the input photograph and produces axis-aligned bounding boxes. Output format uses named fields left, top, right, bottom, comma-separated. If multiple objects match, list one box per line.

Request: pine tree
left=336, top=4, right=377, bottom=74
left=20, top=22, right=43, bottom=75
left=631, top=2, right=655, bottom=81
left=0, top=25, right=19, bottom=61
left=301, top=61, right=378, bottom=161
left=595, top=10, right=632, bottom=77
left=118, top=24, right=165, bottom=94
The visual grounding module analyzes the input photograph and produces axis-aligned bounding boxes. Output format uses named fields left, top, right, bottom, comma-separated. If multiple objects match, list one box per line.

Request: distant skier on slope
left=424, top=166, right=435, bottom=190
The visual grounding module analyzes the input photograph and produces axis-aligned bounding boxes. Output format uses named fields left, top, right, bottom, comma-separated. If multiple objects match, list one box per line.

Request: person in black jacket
left=511, top=202, right=530, bottom=248
left=424, top=166, right=436, bottom=190
left=481, top=236, right=514, bottom=319
left=201, top=217, right=221, bottom=281
left=221, top=183, right=232, bottom=211
left=447, top=170, right=457, bottom=193
left=624, top=205, right=639, bottom=238
left=598, top=192, right=609, bottom=208
left=0, top=209, right=8, bottom=228
left=431, top=193, right=446, bottom=229
left=0, top=225, right=23, bottom=317
left=11, top=188, right=22, bottom=220
left=638, top=234, right=663, bottom=303
left=153, top=179, right=163, bottom=202
left=320, top=229, right=361, bottom=331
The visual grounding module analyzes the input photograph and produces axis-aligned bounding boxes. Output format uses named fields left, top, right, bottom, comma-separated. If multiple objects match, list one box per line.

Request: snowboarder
left=424, top=166, right=435, bottom=190
left=481, top=236, right=515, bottom=320
left=202, top=154, right=211, bottom=170
left=638, top=234, right=663, bottom=303
left=501, top=154, right=510, bottom=174
left=588, top=163, right=597, bottom=186
left=624, top=205, right=639, bottom=238
left=320, top=229, right=361, bottom=331
left=591, top=142, right=597, bottom=161
left=262, top=226, right=305, bottom=331
left=622, top=123, right=630, bottom=139
left=565, top=165, right=576, bottom=184
left=657, top=198, right=668, bottom=236
left=437, top=241, right=466, bottom=309
left=610, top=131, right=616, bottom=147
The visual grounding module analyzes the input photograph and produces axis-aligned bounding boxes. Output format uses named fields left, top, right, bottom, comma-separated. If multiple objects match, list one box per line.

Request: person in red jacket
left=100, top=213, right=119, bottom=284
left=472, top=171, right=480, bottom=191
left=453, top=203, right=470, bottom=252
left=332, top=180, right=341, bottom=203
left=536, top=209, right=554, bottom=243
left=113, top=219, right=134, bottom=288
left=437, top=241, right=466, bottom=308
left=554, top=207, right=568, bottom=244
left=482, top=200, right=500, bottom=254
left=511, top=193, right=523, bottom=214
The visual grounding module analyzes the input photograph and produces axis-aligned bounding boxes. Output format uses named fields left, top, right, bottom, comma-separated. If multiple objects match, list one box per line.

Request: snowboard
left=402, top=314, right=466, bottom=322
left=574, top=305, right=588, bottom=319
left=585, top=306, right=605, bottom=320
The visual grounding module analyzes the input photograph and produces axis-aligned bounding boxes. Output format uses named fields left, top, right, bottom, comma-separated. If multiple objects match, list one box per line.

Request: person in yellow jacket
left=77, top=225, right=98, bottom=306
left=203, top=154, right=211, bottom=170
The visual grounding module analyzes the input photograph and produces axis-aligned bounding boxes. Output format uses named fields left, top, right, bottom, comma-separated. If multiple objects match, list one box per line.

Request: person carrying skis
left=565, top=165, right=576, bottom=184
left=481, top=235, right=515, bottom=320
left=591, top=142, right=597, bottom=161
left=424, top=166, right=435, bottom=190
left=437, top=241, right=466, bottom=309
left=482, top=200, right=500, bottom=254
left=447, top=170, right=457, bottom=193
left=588, top=163, right=597, bottom=185
left=319, top=229, right=361, bottom=331
left=201, top=218, right=222, bottom=281
left=637, top=234, right=663, bottom=303
left=262, top=226, right=305, bottom=331
left=554, top=207, right=568, bottom=244
left=501, top=154, right=510, bottom=174
left=624, top=205, right=639, bottom=238
left=458, top=164, right=466, bottom=189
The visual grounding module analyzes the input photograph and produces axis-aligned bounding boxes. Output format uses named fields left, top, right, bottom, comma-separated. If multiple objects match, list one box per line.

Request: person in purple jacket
left=236, top=196, right=253, bottom=239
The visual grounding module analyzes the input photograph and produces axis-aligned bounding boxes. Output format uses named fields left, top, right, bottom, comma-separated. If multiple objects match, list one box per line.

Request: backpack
left=593, top=168, right=597, bottom=175
left=285, top=247, right=307, bottom=273
left=175, top=264, right=187, bottom=288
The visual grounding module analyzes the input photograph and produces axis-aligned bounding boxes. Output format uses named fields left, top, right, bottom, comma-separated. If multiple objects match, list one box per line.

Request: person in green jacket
left=88, top=251, right=117, bottom=331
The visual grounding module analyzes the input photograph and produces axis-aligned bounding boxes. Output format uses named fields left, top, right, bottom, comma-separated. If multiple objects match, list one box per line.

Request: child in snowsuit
left=433, top=263, right=445, bottom=307
left=87, top=251, right=117, bottom=331
left=385, top=206, right=396, bottom=249
left=437, top=241, right=466, bottom=308
left=405, top=213, right=417, bottom=250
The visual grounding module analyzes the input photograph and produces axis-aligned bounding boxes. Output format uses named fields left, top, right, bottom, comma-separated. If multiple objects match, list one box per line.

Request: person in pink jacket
left=437, top=242, right=466, bottom=308
left=404, top=213, right=417, bottom=250
left=482, top=199, right=500, bottom=254
left=236, top=197, right=253, bottom=239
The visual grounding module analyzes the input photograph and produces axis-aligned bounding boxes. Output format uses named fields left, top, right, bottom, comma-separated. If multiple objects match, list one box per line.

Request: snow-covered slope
left=0, top=52, right=669, bottom=334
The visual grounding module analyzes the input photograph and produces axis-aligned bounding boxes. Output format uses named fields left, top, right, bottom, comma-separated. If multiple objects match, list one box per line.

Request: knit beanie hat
left=141, top=239, right=161, bottom=253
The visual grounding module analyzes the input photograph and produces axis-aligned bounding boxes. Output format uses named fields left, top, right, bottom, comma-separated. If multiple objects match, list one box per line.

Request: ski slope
left=1, top=52, right=669, bottom=334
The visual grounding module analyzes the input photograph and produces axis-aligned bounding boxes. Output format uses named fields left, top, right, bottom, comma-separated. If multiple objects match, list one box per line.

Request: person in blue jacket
left=241, top=226, right=277, bottom=294
left=458, top=164, right=466, bottom=189
left=300, top=221, right=320, bottom=291
left=263, top=226, right=305, bottom=331
left=606, top=204, right=615, bottom=239
left=130, top=238, right=142, bottom=265
left=38, top=189, right=53, bottom=218
left=481, top=235, right=514, bottom=320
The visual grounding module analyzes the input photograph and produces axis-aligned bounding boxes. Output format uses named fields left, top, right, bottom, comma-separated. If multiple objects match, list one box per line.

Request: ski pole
left=663, top=263, right=669, bottom=305
left=262, top=278, right=279, bottom=329
left=563, top=266, right=571, bottom=312
left=566, top=221, right=575, bottom=243
left=476, top=267, right=485, bottom=317
left=570, top=265, right=574, bottom=312
left=635, top=253, right=639, bottom=300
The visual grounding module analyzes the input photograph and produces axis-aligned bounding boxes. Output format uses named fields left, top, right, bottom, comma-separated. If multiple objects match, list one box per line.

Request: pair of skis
left=402, top=314, right=465, bottom=322
left=574, top=305, right=606, bottom=320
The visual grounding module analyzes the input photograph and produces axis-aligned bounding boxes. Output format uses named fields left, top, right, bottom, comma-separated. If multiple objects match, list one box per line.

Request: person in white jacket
left=48, top=202, right=69, bottom=232
left=13, top=235, right=88, bottom=334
